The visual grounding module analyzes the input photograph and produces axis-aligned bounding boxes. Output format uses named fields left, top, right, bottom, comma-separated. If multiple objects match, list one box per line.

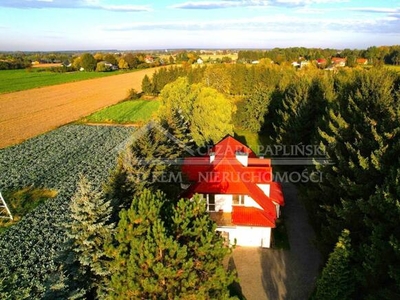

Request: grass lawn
left=83, top=99, right=160, bottom=125
left=0, top=68, right=127, bottom=94
left=0, top=187, right=57, bottom=232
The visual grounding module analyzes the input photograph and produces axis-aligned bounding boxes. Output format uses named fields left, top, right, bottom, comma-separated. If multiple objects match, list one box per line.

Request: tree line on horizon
left=238, top=45, right=400, bottom=66
left=1, top=45, right=400, bottom=70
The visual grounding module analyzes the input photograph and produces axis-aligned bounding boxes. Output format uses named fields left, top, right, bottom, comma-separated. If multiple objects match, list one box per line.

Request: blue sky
left=0, top=0, right=399, bottom=51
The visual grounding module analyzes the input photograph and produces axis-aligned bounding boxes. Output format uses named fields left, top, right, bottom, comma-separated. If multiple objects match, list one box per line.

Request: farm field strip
left=0, top=69, right=124, bottom=94
left=83, top=99, right=160, bottom=124
left=0, top=67, right=159, bottom=149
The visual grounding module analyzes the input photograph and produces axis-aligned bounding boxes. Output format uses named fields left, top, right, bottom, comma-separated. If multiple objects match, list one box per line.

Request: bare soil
left=31, top=63, right=63, bottom=68
left=0, top=68, right=158, bottom=148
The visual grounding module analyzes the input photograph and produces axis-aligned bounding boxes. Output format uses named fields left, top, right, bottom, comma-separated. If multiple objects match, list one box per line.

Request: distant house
left=103, top=61, right=118, bottom=71
left=316, top=58, right=327, bottom=66
left=181, top=136, right=285, bottom=248
left=300, top=60, right=310, bottom=68
left=197, top=58, right=204, bottom=64
left=62, top=60, right=72, bottom=67
left=356, top=58, right=368, bottom=65
left=145, top=55, right=154, bottom=64
left=291, top=61, right=300, bottom=67
left=331, top=57, right=346, bottom=67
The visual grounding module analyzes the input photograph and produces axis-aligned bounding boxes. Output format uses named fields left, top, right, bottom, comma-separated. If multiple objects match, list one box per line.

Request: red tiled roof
left=181, top=135, right=285, bottom=227
left=232, top=206, right=276, bottom=227
left=270, top=182, right=284, bottom=206
left=356, top=58, right=368, bottom=64
left=248, top=157, right=271, bottom=166
left=331, top=57, right=346, bottom=62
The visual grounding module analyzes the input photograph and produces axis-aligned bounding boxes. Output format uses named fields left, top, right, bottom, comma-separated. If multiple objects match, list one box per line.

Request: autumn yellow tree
left=158, top=77, right=235, bottom=145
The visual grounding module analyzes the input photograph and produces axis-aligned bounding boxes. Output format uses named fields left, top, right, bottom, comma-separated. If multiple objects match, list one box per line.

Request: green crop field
left=0, top=69, right=124, bottom=94
left=83, top=99, right=160, bottom=124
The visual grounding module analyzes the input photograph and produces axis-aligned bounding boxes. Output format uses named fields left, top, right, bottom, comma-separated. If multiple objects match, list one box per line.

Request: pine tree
left=243, top=87, right=272, bottom=133
left=272, top=73, right=332, bottom=148
left=358, top=163, right=400, bottom=298
left=141, top=74, right=154, bottom=95
left=104, top=190, right=236, bottom=299
left=170, top=195, right=237, bottom=298
left=105, top=190, right=186, bottom=299
left=61, top=176, right=114, bottom=299
left=314, top=229, right=354, bottom=300
left=105, top=115, right=194, bottom=220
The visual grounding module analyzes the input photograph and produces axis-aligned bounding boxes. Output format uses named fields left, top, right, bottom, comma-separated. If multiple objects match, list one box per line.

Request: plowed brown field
left=0, top=68, right=158, bottom=149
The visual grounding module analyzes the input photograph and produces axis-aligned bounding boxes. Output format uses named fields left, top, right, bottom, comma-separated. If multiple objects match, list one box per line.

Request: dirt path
left=0, top=68, right=158, bottom=149
left=230, top=182, right=322, bottom=299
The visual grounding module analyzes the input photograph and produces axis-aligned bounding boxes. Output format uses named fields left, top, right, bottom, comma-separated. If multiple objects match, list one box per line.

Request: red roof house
left=356, top=58, right=368, bottom=65
left=331, top=57, right=346, bottom=67
left=181, top=135, right=285, bottom=248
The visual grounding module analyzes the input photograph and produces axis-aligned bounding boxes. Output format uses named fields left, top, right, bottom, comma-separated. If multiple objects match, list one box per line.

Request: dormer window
left=198, top=194, right=216, bottom=211
left=232, top=194, right=245, bottom=205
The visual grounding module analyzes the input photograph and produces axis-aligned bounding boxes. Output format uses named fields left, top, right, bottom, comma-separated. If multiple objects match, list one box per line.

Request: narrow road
left=0, top=68, right=158, bottom=148
left=230, top=182, right=322, bottom=299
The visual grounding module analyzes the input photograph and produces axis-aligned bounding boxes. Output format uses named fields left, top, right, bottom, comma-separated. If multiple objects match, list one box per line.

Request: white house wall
left=244, top=195, right=262, bottom=210
left=274, top=202, right=280, bottom=218
left=217, top=226, right=272, bottom=248
left=257, top=183, right=270, bottom=197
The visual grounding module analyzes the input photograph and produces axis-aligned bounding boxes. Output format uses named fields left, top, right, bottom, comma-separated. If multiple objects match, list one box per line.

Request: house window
left=232, top=195, right=245, bottom=205
left=207, top=194, right=215, bottom=212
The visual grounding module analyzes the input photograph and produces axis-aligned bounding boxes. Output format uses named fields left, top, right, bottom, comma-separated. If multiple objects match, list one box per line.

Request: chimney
left=210, top=152, right=216, bottom=163
left=236, top=151, right=248, bottom=167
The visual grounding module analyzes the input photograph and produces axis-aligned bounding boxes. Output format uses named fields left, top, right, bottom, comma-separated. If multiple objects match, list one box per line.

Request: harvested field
left=31, top=63, right=63, bottom=68
left=0, top=68, right=158, bottom=148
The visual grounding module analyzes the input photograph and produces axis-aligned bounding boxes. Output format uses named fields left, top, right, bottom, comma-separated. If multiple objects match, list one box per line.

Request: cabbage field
left=0, top=124, right=135, bottom=298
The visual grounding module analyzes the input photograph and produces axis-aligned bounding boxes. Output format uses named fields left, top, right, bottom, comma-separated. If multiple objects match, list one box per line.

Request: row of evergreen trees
left=262, top=68, right=400, bottom=298
left=53, top=179, right=236, bottom=299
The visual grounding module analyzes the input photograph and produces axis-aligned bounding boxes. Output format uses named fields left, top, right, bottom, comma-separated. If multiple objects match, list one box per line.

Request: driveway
left=229, top=182, right=322, bottom=300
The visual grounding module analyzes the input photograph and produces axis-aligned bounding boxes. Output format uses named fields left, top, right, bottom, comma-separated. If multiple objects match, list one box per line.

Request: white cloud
left=171, top=1, right=250, bottom=9
left=0, top=0, right=152, bottom=11
left=172, top=0, right=347, bottom=9
left=101, top=13, right=399, bottom=35
left=348, top=7, right=400, bottom=14
left=269, top=0, right=347, bottom=5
